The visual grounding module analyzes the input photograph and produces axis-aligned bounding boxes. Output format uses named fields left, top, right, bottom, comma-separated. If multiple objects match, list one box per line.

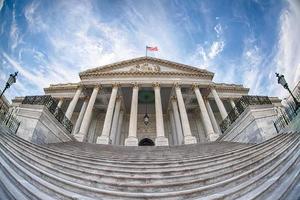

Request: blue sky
left=0, top=0, right=299, bottom=101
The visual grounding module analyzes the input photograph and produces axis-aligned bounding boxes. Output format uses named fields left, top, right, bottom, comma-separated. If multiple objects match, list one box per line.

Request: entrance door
left=138, top=138, right=155, bottom=146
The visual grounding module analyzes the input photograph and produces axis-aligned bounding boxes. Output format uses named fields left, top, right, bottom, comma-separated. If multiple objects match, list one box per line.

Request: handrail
left=0, top=108, right=20, bottom=134
left=219, top=96, right=272, bottom=133
left=22, top=95, right=73, bottom=133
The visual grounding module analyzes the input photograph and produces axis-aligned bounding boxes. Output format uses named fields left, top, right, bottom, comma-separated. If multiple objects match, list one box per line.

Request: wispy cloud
left=0, top=0, right=4, bottom=11
left=272, top=0, right=300, bottom=97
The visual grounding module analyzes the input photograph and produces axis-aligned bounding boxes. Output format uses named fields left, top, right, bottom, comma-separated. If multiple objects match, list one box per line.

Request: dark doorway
left=139, top=138, right=155, bottom=146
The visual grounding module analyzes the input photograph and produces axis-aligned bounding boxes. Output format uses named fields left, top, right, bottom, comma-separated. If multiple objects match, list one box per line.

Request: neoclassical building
left=37, top=56, right=254, bottom=146
left=3, top=56, right=300, bottom=200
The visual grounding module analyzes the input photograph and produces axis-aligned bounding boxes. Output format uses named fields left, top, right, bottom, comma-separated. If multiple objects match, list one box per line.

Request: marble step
left=0, top=132, right=293, bottom=181
left=202, top=140, right=300, bottom=200
left=0, top=131, right=292, bottom=173
left=1, top=130, right=290, bottom=167
left=0, top=132, right=296, bottom=183
left=1, top=132, right=298, bottom=198
left=1, top=134, right=298, bottom=193
left=45, top=142, right=250, bottom=160
left=1, top=133, right=299, bottom=199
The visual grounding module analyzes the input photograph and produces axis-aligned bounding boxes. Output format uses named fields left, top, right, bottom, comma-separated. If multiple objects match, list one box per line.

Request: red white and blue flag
left=146, top=46, right=158, bottom=51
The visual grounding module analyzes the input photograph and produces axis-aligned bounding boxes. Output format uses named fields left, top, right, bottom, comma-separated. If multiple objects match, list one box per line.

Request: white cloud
left=208, top=41, right=224, bottom=60
left=10, top=3, right=20, bottom=50
left=0, top=0, right=4, bottom=11
left=189, top=23, right=225, bottom=68
left=273, top=0, right=300, bottom=98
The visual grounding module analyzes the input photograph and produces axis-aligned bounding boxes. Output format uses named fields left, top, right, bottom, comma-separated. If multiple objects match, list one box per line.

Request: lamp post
left=0, top=72, right=18, bottom=99
left=275, top=73, right=300, bottom=111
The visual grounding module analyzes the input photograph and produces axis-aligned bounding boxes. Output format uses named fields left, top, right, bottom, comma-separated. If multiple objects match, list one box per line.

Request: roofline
left=79, top=56, right=214, bottom=76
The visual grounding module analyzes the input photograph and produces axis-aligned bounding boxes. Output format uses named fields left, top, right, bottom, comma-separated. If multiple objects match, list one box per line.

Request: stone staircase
left=0, top=125, right=299, bottom=199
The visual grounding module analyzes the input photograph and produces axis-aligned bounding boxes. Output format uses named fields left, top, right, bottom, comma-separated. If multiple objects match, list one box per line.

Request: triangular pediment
left=79, top=57, right=214, bottom=78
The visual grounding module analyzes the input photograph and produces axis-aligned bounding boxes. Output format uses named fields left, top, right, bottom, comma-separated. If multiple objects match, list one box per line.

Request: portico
left=43, top=57, right=249, bottom=146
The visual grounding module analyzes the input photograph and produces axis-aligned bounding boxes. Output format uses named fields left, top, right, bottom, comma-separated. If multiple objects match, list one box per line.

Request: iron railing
left=22, top=95, right=73, bottom=133
left=219, top=95, right=272, bottom=133
left=274, top=100, right=299, bottom=133
left=0, top=108, right=20, bottom=133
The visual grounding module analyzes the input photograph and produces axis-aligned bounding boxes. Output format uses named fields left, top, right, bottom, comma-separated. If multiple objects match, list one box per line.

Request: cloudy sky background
left=0, top=0, right=299, bottom=101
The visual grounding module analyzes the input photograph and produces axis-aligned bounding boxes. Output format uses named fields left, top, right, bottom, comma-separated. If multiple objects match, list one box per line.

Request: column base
left=125, top=137, right=138, bottom=146
left=208, top=133, right=219, bottom=141
left=184, top=135, right=197, bottom=144
left=74, top=133, right=85, bottom=142
left=155, top=137, right=169, bottom=146
left=96, top=136, right=111, bottom=144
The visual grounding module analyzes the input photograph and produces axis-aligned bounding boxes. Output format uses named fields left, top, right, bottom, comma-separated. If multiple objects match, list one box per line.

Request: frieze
left=129, top=63, right=161, bottom=72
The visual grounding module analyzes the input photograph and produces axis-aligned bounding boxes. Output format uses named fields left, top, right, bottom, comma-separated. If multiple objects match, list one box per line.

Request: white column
left=57, top=98, right=64, bottom=108
left=205, top=100, right=221, bottom=134
left=97, top=84, right=119, bottom=144
left=115, top=110, right=124, bottom=145
left=76, top=85, right=100, bottom=142
left=211, top=87, right=227, bottom=120
left=175, top=84, right=197, bottom=144
left=229, top=99, right=236, bottom=109
left=153, top=83, right=168, bottom=146
left=171, top=97, right=184, bottom=145
left=193, top=85, right=218, bottom=141
left=65, top=86, right=83, bottom=120
left=125, top=84, right=139, bottom=146
left=72, top=98, right=88, bottom=135
left=109, top=97, right=122, bottom=145
left=169, top=110, right=178, bottom=145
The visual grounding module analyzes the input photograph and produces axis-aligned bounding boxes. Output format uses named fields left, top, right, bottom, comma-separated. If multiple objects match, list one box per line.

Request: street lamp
left=0, top=72, right=18, bottom=98
left=275, top=72, right=300, bottom=111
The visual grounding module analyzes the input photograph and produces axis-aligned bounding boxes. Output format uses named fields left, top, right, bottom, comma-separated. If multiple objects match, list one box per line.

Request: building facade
left=31, top=56, right=255, bottom=146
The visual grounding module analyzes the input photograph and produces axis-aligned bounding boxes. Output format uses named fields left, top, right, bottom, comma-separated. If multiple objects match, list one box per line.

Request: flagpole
left=145, top=46, right=148, bottom=57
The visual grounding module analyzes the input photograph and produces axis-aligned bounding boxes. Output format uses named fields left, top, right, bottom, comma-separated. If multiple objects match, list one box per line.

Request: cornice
left=213, top=83, right=249, bottom=92
left=80, top=71, right=213, bottom=80
left=44, top=83, right=80, bottom=92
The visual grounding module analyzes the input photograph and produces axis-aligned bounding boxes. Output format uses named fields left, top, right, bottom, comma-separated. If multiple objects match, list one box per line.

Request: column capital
left=89, top=84, right=102, bottom=90
left=192, top=83, right=200, bottom=90
left=153, top=82, right=160, bottom=88
left=208, top=84, right=217, bottom=90
left=131, top=82, right=139, bottom=88
left=112, top=82, right=120, bottom=88
left=174, top=82, right=181, bottom=88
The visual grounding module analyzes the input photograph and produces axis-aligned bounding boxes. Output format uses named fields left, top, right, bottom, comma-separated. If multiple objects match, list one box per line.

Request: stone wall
left=15, top=104, right=74, bottom=144
left=218, top=104, right=278, bottom=144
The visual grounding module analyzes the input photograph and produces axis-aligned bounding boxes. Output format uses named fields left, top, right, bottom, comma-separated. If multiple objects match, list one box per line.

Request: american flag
left=146, top=46, right=159, bottom=51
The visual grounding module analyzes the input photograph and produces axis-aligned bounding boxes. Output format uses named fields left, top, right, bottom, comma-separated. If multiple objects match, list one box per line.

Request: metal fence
left=219, top=96, right=272, bottom=133
left=22, top=95, right=73, bottom=133
left=0, top=108, right=20, bottom=133
left=273, top=101, right=299, bottom=133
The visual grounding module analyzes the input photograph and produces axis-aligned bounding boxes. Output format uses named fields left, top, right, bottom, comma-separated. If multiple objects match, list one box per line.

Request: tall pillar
left=153, top=83, right=168, bottom=146
left=109, top=96, right=122, bottom=145
left=97, top=84, right=119, bottom=144
left=211, top=87, right=227, bottom=120
left=193, top=85, right=218, bottom=141
left=171, top=96, right=184, bottom=145
left=174, top=84, right=197, bottom=144
left=72, top=97, right=89, bottom=135
left=57, top=98, right=64, bottom=108
left=169, top=110, right=178, bottom=145
left=229, top=99, right=236, bottom=109
left=115, top=110, right=124, bottom=145
left=125, top=83, right=139, bottom=146
left=65, top=86, right=83, bottom=119
left=205, top=100, right=221, bottom=134
left=77, top=85, right=100, bottom=142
